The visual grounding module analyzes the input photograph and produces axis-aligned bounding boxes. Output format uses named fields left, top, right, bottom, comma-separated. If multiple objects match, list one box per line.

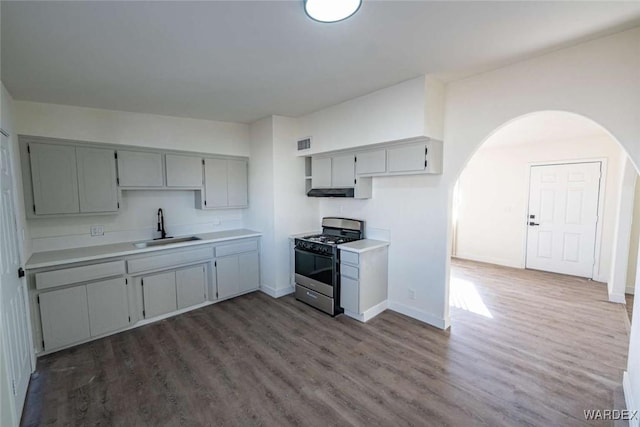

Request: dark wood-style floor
left=22, top=259, right=631, bottom=426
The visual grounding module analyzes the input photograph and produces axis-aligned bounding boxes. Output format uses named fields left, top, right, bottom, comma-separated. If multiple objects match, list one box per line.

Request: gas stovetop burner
left=302, top=234, right=359, bottom=245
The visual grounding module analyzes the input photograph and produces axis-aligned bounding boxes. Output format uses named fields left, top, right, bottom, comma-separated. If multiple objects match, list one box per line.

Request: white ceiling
left=2, top=1, right=640, bottom=123
left=482, top=111, right=612, bottom=149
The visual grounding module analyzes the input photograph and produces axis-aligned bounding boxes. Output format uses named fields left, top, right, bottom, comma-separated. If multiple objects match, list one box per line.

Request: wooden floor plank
left=21, top=259, right=631, bottom=426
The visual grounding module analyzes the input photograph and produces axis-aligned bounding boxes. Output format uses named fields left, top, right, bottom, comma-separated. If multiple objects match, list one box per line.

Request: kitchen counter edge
left=338, top=239, right=390, bottom=253
left=26, top=229, right=262, bottom=270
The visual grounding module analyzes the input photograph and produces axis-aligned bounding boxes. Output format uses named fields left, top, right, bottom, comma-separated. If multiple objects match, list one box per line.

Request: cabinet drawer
left=127, top=247, right=212, bottom=274
left=340, top=250, right=359, bottom=266
left=36, top=260, right=125, bottom=290
left=215, top=240, right=258, bottom=257
left=341, top=264, right=359, bottom=280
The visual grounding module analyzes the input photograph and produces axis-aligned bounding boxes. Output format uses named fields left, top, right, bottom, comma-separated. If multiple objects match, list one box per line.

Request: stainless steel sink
left=133, top=236, right=201, bottom=248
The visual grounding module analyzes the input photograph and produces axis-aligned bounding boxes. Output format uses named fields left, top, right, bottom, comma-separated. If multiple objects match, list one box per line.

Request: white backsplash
left=29, top=190, right=245, bottom=253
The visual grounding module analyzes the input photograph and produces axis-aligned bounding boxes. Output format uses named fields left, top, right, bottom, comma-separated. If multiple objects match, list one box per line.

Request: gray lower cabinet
left=117, top=150, right=164, bottom=187
left=142, top=270, right=177, bottom=318
left=176, top=265, right=206, bottom=309
left=87, top=278, right=129, bottom=336
left=340, top=245, right=389, bottom=322
left=39, top=286, right=90, bottom=350
left=216, top=251, right=259, bottom=299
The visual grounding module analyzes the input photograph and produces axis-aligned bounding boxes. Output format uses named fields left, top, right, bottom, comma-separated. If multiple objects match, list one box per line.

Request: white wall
left=455, top=135, right=626, bottom=281
left=443, top=27, right=640, bottom=422
left=14, top=101, right=251, bottom=253
left=297, top=76, right=444, bottom=156
left=244, top=116, right=318, bottom=296
left=626, top=177, right=640, bottom=294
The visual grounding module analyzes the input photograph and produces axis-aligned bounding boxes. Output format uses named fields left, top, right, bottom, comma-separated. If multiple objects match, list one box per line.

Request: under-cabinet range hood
left=307, top=188, right=355, bottom=198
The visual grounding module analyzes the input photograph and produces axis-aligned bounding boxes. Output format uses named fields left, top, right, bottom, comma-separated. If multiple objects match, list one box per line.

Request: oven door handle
left=294, top=247, right=334, bottom=260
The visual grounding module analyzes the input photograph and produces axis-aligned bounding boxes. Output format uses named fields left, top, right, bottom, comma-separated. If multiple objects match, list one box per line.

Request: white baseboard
left=453, top=253, right=523, bottom=269
left=627, top=286, right=636, bottom=295
left=387, top=301, right=450, bottom=330
left=260, top=284, right=294, bottom=298
left=344, top=300, right=388, bottom=323
left=624, top=371, right=639, bottom=427
left=609, top=292, right=627, bottom=304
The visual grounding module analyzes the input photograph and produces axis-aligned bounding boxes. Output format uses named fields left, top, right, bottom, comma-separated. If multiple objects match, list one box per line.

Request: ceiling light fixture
left=304, top=0, right=362, bottom=23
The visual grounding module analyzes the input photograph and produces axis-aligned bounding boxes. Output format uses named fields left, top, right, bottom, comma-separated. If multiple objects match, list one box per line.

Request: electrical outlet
left=90, top=225, right=104, bottom=237
left=408, top=288, right=416, bottom=300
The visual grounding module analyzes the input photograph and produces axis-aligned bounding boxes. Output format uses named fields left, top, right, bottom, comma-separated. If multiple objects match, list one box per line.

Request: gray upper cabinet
left=311, top=157, right=332, bottom=188
left=203, top=158, right=248, bottom=209
left=204, top=158, right=228, bottom=208
left=166, top=154, right=203, bottom=188
left=356, top=149, right=386, bottom=175
left=29, top=143, right=80, bottom=215
left=227, top=160, right=248, bottom=207
left=117, top=150, right=164, bottom=187
left=77, top=147, right=118, bottom=213
left=331, top=154, right=355, bottom=187
left=387, top=143, right=427, bottom=173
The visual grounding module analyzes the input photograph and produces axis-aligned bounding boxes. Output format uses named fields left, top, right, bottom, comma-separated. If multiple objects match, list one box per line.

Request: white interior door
left=526, top=162, right=601, bottom=278
left=0, top=132, right=32, bottom=419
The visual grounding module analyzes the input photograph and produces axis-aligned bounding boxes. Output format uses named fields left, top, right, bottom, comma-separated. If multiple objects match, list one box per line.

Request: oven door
left=294, top=248, right=335, bottom=297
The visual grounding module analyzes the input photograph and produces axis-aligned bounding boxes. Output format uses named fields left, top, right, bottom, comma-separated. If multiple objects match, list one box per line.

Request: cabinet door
left=340, top=275, right=359, bottom=313
left=87, top=278, right=129, bottom=336
left=204, top=158, right=228, bottom=208
left=166, top=154, right=203, bottom=188
left=142, top=271, right=177, bottom=318
left=176, top=265, right=206, bottom=309
left=77, top=147, right=118, bottom=213
left=311, top=157, right=332, bottom=188
left=387, top=143, right=427, bottom=173
left=238, top=252, right=259, bottom=293
left=117, top=151, right=164, bottom=187
left=39, top=286, right=90, bottom=350
left=29, top=143, right=80, bottom=215
left=216, top=256, right=239, bottom=299
left=227, top=160, right=248, bottom=207
left=331, top=154, right=355, bottom=187
left=356, top=150, right=386, bottom=175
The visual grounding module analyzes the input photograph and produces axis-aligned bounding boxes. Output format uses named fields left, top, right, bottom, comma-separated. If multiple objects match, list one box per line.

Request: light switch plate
left=90, top=225, right=104, bottom=236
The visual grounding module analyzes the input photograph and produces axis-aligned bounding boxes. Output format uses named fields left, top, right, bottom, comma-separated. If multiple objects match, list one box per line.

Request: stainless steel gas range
left=294, top=217, right=365, bottom=315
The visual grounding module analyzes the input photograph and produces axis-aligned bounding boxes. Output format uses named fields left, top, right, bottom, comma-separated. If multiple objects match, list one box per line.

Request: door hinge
left=27, top=145, right=31, bottom=154
left=128, top=316, right=131, bottom=322
left=142, top=310, right=146, bottom=318
left=125, top=278, right=128, bottom=285
left=202, top=159, right=205, bottom=165
left=354, top=179, right=357, bottom=185
left=18, top=267, right=25, bottom=278
left=33, top=204, right=36, bottom=213
left=11, top=379, right=16, bottom=395
left=141, top=278, right=144, bottom=286
left=117, top=202, right=120, bottom=209
left=214, top=261, right=217, bottom=267
left=354, top=156, right=357, bottom=163
left=204, top=200, right=207, bottom=206
left=114, top=152, right=118, bottom=159
left=41, top=339, right=45, bottom=349
left=37, top=295, right=40, bottom=304
left=424, top=160, right=428, bottom=168
left=425, top=147, right=428, bottom=155
left=117, top=178, right=120, bottom=185
left=216, top=292, right=218, bottom=298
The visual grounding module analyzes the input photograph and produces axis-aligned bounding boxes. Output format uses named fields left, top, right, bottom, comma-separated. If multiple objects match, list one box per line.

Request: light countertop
left=26, top=229, right=262, bottom=270
left=338, top=239, right=390, bottom=253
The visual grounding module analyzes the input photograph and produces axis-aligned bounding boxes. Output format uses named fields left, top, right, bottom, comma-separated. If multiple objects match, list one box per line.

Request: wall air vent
left=297, top=137, right=311, bottom=151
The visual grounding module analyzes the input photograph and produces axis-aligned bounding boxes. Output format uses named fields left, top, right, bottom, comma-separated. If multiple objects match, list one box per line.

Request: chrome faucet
left=156, top=208, right=168, bottom=240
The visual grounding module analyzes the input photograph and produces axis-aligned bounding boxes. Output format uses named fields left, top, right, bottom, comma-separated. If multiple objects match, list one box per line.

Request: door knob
left=529, top=222, right=540, bottom=226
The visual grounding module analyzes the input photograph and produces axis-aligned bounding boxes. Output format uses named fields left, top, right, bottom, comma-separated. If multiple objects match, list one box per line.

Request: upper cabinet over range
left=20, top=136, right=249, bottom=218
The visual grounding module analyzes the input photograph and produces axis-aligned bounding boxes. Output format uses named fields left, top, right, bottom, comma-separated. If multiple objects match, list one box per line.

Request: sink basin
left=133, top=236, right=202, bottom=248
